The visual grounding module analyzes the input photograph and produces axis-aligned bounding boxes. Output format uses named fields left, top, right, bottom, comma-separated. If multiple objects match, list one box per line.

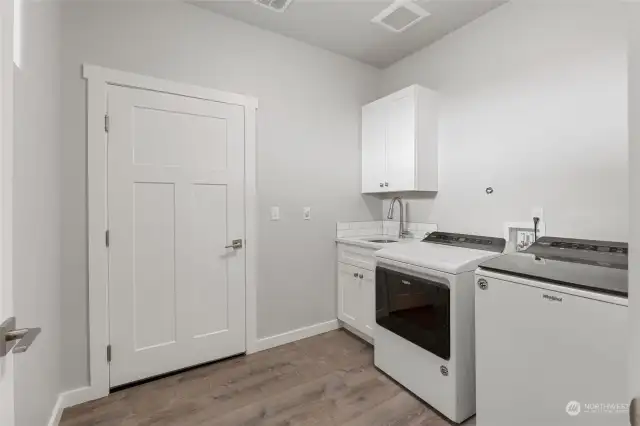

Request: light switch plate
left=270, top=206, right=280, bottom=221
left=303, top=207, right=311, bottom=220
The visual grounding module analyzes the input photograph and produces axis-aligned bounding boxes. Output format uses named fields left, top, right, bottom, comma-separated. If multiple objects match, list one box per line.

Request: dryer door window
left=376, top=266, right=450, bottom=360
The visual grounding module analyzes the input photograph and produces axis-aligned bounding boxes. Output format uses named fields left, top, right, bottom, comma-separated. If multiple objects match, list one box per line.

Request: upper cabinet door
left=361, top=101, right=387, bottom=193
left=386, top=94, right=416, bottom=192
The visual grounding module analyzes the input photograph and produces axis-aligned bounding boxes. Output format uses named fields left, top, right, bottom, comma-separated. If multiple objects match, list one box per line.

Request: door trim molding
left=83, top=64, right=259, bottom=403
left=47, top=394, right=64, bottom=426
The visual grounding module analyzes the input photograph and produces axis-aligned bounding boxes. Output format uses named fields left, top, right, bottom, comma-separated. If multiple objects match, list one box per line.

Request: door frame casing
left=83, top=64, right=259, bottom=403
left=0, top=0, right=15, bottom=423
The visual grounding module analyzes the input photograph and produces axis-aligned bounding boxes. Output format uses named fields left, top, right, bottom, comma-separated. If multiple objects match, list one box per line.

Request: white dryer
left=374, top=232, right=506, bottom=424
left=475, top=236, right=628, bottom=426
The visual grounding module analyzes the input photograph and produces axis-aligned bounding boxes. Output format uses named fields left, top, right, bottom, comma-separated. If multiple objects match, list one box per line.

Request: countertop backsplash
left=336, top=221, right=437, bottom=240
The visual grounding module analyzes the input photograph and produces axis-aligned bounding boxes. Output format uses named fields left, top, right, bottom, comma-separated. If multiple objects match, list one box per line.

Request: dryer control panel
left=423, top=231, right=506, bottom=253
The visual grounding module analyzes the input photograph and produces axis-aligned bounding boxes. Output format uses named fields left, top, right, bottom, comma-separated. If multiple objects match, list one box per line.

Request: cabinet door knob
left=359, top=273, right=364, bottom=279
left=384, top=182, right=389, bottom=187
left=379, top=183, right=383, bottom=187
left=353, top=273, right=358, bottom=277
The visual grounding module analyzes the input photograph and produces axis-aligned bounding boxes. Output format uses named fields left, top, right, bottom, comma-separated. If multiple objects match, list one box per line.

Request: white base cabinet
left=361, top=85, right=438, bottom=194
left=336, top=243, right=377, bottom=340
left=337, top=263, right=375, bottom=338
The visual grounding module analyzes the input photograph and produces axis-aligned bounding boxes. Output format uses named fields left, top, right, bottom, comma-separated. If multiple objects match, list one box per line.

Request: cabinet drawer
left=337, top=244, right=377, bottom=270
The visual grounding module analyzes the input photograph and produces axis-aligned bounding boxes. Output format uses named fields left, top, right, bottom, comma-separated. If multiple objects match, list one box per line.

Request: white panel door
left=108, top=85, right=246, bottom=387
left=386, top=94, right=416, bottom=192
left=361, top=101, right=387, bottom=193
left=338, top=263, right=360, bottom=328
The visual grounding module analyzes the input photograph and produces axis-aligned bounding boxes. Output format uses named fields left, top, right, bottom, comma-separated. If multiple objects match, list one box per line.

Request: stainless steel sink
left=367, top=239, right=398, bottom=244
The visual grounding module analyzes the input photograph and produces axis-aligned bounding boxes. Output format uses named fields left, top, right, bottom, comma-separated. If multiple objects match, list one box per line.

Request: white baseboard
left=47, top=394, right=65, bottom=426
left=46, top=386, right=106, bottom=424
left=59, top=385, right=103, bottom=409
left=252, top=319, right=339, bottom=353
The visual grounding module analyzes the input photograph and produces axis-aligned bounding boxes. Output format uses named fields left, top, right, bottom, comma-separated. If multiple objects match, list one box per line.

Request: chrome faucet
left=387, top=196, right=408, bottom=239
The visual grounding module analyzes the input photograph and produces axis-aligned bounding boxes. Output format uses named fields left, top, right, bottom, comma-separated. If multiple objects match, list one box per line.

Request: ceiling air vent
left=372, top=0, right=430, bottom=33
left=253, top=0, right=294, bottom=13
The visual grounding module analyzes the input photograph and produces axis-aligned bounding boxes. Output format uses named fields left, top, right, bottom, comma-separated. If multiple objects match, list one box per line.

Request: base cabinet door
left=338, top=263, right=361, bottom=329
left=360, top=269, right=375, bottom=338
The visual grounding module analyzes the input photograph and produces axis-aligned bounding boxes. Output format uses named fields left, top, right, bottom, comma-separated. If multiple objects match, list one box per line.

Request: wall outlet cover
left=270, top=206, right=280, bottom=221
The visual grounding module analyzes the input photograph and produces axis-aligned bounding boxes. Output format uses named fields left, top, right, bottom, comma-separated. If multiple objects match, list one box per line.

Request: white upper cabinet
left=361, top=101, right=387, bottom=193
left=361, top=85, right=438, bottom=193
left=386, top=93, right=416, bottom=192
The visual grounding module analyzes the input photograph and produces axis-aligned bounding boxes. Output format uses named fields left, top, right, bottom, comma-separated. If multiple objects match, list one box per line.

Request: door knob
left=379, top=183, right=383, bottom=187
left=0, top=317, right=41, bottom=358
left=225, top=239, right=243, bottom=249
left=359, top=274, right=363, bottom=279
left=384, top=182, right=389, bottom=187
left=353, top=273, right=358, bottom=277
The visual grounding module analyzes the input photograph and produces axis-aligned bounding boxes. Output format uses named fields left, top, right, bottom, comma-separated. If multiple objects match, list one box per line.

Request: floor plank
left=60, top=330, right=476, bottom=426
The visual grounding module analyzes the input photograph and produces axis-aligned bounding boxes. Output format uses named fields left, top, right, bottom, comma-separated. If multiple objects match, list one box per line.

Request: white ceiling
left=191, top=0, right=505, bottom=69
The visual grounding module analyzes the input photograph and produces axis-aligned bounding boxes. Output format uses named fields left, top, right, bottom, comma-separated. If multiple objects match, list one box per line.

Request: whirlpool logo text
left=543, top=294, right=563, bottom=303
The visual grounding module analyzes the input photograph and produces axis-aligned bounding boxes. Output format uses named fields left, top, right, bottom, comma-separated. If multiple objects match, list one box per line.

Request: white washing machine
left=374, top=232, right=506, bottom=424
left=475, top=236, right=628, bottom=426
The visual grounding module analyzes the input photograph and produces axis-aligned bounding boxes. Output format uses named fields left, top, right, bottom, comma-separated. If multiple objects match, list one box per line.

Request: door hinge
left=105, top=230, right=110, bottom=248
left=107, top=344, right=112, bottom=363
left=104, top=114, right=110, bottom=133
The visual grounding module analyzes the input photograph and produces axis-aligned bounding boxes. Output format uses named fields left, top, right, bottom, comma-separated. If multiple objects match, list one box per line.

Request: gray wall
left=13, top=1, right=62, bottom=425
left=60, top=1, right=381, bottom=391
left=380, top=2, right=628, bottom=242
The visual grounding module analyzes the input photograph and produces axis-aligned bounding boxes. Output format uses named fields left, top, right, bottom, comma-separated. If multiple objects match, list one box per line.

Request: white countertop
left=335, top=234, right=419, bottom=250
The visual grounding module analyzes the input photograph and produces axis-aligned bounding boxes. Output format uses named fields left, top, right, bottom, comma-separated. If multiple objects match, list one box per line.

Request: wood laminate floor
left=60, top=330, right=476, bottom=426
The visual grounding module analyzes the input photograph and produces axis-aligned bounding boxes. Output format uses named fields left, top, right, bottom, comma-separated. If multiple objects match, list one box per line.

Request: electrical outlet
left=303, top=207, right=311, bottom=220
left=270, top=206, right=280, bottom=221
